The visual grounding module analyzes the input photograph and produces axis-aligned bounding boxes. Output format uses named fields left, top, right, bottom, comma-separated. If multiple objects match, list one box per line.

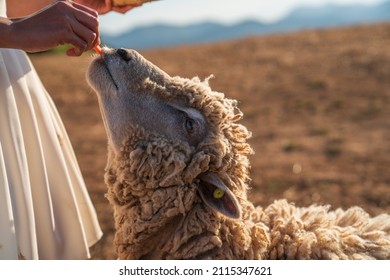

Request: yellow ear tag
left=213, top=188, right=225, bottom=199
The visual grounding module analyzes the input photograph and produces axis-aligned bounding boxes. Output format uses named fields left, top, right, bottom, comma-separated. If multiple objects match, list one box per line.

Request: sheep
left=86, top=47, right=390, bottom=260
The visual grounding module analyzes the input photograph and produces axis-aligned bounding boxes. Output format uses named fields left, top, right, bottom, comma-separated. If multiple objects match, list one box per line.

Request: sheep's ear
left=197, top=172, right=241, bottom=219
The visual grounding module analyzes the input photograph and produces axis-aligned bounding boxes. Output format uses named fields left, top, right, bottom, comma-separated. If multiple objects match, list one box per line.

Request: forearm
left=6, top=0, right=53, bottom=18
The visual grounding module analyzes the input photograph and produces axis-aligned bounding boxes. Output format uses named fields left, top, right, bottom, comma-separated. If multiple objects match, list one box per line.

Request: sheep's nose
left=117, top=48, right=132, bottom=62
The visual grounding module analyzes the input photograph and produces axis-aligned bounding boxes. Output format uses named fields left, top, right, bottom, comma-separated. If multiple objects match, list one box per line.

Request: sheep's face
left=87, top=48, right=209, bottom=151
left=87, top=48, right=253, bottom=219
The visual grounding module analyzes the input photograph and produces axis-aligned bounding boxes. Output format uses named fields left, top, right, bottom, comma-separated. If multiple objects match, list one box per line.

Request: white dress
left=0, top=0, right=102, bottom=259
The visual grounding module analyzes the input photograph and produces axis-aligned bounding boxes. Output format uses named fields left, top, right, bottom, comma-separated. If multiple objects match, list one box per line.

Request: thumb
left=66, top=46, right=83, bottom=57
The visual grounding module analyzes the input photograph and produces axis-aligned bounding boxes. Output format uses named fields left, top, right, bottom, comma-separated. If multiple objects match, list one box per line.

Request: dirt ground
left=29, top=23, right=390, bottom=259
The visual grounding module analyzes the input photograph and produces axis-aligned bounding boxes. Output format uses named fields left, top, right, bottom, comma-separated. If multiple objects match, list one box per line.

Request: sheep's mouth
left=90, top=54, right=119, bottom=92
left=100, top=56, right=119, bottom=91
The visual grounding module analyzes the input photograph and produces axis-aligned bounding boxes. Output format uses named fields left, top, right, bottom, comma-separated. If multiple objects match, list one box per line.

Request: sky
left=99, top=0, right=384, bottom=35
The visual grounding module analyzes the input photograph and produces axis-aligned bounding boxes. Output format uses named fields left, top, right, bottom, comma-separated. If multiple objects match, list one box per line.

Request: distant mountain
left=101, top=0, right=390, bottom=49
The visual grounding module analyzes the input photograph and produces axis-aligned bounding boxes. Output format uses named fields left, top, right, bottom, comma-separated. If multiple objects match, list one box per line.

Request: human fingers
left=66, top=33, right=100, bottom=56
left=59, top=1, right=99, bottom=35
left=91, top=34, right=101, bottom=53
left=58, top=1, right=99, bottom=52
left=68, top=19, right=98, bottom=52
left=64, top=32, right=88, bottom=56
left=112, top=5, right=135, bottom=14
left=70, top=0, right=100, bottom=18
left=99, top=0, right=114, bottom=14
left=97, top=0, right=135, bottom=15
left=72, top=11, right=100, bottom=47
left=66, top=46, right=83, bottom=57
left=70, top=0, right=112, bottom=15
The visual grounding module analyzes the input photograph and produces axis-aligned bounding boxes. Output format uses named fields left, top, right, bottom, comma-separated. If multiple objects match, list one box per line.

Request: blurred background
left=99, top=0, right=390, bottom=49
left=29, top=0, right=390, bottom=259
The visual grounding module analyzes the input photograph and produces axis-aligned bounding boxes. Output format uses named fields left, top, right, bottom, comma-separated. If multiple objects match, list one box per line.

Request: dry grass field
left=29, top=23, right=390, bottom=259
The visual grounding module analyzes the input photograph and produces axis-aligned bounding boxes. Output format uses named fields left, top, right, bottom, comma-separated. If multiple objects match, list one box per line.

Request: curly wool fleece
left=91, top=50, right=390, bottom=260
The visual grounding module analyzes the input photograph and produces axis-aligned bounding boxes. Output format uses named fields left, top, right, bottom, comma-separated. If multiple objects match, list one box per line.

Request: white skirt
left=0, top=48, right=102, bottom=259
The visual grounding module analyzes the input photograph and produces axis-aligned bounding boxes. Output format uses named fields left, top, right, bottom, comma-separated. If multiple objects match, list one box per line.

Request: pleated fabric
left=0, top=0, right=102, bottom=259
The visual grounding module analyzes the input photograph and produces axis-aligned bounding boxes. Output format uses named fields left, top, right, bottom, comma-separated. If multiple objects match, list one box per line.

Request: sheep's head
left=87, top=48, right=253, bottom=219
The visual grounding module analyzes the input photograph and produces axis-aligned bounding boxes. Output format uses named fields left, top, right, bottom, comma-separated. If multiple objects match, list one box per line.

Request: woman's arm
left=1, top=1, right=99, bottom=56
left=1, top=0, right=136, bottom=55
left=6, top=0, right=53, bottom=18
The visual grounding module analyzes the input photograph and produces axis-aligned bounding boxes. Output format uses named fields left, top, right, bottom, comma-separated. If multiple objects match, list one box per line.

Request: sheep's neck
left=107, top=181, right=226, bottom=259
left=105, top=147, right=270, bottom=259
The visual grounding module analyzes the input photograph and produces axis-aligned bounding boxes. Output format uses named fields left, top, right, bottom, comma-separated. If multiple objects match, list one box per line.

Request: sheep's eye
left=185, top=118, right=196, bottom=134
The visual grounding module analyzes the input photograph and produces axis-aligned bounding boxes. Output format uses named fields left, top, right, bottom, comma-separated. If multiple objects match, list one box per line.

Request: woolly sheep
left=87, top=48, right=390, bottom=260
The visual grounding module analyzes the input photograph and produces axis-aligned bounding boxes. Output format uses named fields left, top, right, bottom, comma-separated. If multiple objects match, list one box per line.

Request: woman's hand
left=5, top=0, right=100, bottom=56
left=74, top=0, right=135, bottom=14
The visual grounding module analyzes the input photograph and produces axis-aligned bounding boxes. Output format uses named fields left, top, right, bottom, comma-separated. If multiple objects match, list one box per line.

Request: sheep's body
left=106, top=143, right=390, bottom=259
left=87, top=48, right=390, bottom=260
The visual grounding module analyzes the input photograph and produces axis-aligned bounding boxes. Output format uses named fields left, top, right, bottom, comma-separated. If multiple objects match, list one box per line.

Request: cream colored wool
left=87, top=48, right=390, bottom=260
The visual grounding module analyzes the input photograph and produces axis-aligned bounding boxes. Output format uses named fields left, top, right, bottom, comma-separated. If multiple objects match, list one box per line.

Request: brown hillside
left=29, top=23, right=390, bottom=259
